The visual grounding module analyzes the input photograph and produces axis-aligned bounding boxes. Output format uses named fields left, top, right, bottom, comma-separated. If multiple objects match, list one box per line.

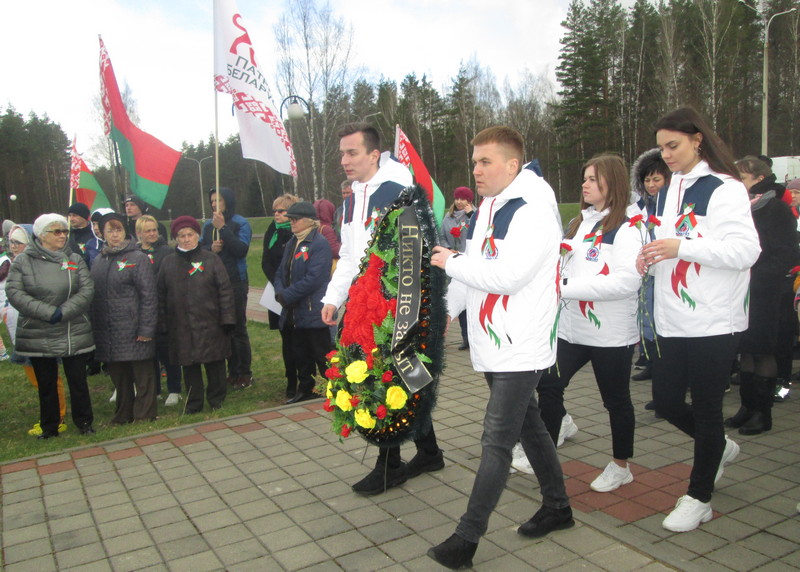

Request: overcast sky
left=2, top=0, right=571, bottom=167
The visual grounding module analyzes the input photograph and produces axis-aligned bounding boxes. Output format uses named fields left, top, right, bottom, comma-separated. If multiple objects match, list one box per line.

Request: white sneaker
left=557, top=414, right=578, bottom=447
left=715, top=435, right=739, bottom=484
left=109, top=390, right=117, bottom=403
left=510, top=443, right=535, bottom=475
left=662, top=495, right=712, bottom=532
left=164, top=393, right=183, bottom=407
left=590, top=461, right=633, bottom=492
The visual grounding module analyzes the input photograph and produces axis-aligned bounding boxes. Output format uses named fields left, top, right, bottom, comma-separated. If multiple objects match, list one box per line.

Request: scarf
left=268, top=221, right=291, bottom=249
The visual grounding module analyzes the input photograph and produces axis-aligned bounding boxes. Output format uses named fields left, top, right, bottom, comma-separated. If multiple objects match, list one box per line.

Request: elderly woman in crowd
left=6, top=214, right=96, bottom=438
left=262, top=193, right=301, bottom=400
left=91, top=212, right=158, bottom=424
left=274, top=201, right=333, bottom=404
left=158, top=216, right=235, bottom=413
left=137, top=214, right=183, bottom=407
left=5, top=223, right=68, bottom=435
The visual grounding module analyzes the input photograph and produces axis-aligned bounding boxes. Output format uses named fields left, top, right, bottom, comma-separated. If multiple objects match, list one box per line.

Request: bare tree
left=274, top=0, right=356, bottom=199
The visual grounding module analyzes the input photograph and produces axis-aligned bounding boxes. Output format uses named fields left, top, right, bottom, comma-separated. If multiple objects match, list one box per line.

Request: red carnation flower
left=350, top=395, right=360, bottom=407
left=450, top=226, right=462, bottom=238
left=325, top=367, right=343, bottom=380
left=323, top=399, right=335, bottom=412
left=628, top=214, right=644, bottom=227
left=382, top=371, right=393, bottom=383
left=376, top=404, right=387, bottom=419
left=326, top=350, right=338, bottom=360
left=647, top=215, right=661, bottom=227
left=341, top=424, right=351, bottom=437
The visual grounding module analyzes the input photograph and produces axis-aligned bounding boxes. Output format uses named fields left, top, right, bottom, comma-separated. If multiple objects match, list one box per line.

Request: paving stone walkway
left=2, top=297, right=798, bottom=570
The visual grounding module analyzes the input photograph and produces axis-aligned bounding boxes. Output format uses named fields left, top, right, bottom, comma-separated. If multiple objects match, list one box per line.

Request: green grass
left=0, top=321, right=288, bottom=463
left=559, top=203, right=580, bottom=227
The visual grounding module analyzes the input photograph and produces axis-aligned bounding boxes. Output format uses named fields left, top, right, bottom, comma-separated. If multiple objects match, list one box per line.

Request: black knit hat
left=68, top=202, right=91, bottom=220
left=286, top=201, right=317, bottom=220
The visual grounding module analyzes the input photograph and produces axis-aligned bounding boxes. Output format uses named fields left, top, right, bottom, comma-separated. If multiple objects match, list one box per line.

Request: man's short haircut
left=340, top=179, right=352, bottom=191
left=135, top=215, right=158, bottom=236
left=472, top=126, right=524, bottom=166
left=337, top=122, right=380, bottom=154
left=736, top=155, right=773, bottom=179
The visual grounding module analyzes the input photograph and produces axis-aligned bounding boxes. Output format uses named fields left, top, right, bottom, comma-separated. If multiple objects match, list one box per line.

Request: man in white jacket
left=321, top=123, right=445, bottom=496
left=427, top=126, right=573, bottom=569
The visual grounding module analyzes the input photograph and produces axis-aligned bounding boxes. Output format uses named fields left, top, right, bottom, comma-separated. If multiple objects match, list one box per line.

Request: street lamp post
left=183, top=156, right=213, bottom=222
left=739, top=1, right=797, bottom=155
left=279, top=95, right=317, bottom=197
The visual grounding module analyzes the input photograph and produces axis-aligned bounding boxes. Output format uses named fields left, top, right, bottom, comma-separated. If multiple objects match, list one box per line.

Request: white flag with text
left=214, top=0, right=296, bottom=176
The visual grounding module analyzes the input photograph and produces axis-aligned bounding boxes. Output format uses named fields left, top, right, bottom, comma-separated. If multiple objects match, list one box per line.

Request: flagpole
left=394, top=124, right=400, bottom=157
left=69, top=136, right=76, bottom=209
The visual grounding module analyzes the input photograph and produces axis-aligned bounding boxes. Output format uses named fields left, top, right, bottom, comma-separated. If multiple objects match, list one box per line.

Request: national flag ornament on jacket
left=70, top=138, right=111, bottom=211
left=99, top=37, right=181, bottom=209
left=213, top=0, right=296, bottom=176
left=394, top=126, right=446, bottom=225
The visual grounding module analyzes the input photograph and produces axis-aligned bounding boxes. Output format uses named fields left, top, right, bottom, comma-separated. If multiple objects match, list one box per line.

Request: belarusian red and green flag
left=99, top=36, right=181, bottom=209
left=70, top=138, right=111, bottom=210
left=394, top=125, right=446, bottom=225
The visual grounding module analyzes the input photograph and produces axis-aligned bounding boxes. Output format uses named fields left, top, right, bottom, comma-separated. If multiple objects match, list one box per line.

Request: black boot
left=728, top=371, right=756, bottom=428
left=406, top=448, right=445, bottom=478
left=427, top=534, right=477, bottom=570
left=739, top=411, right=770, bottom=435
left=352, top=448, right=407, bottom=495
left=724, top=406, right=752, bottom=428
left=631, top=366, right=652, bottom=381
left=739, top=375, right=774, bottom=435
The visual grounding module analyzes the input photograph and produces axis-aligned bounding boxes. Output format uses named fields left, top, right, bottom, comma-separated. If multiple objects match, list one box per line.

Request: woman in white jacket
left=537, top=154, right=641, bottom=493
left=639, top=108, right=760, bottom=533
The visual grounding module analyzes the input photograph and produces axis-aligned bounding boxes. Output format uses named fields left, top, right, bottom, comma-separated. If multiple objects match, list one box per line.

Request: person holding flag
left=321, top=122, right=444, bottom=495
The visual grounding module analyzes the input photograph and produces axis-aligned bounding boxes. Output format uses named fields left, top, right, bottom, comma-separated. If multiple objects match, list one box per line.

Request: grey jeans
left=456, top=370, right=570, bottom=543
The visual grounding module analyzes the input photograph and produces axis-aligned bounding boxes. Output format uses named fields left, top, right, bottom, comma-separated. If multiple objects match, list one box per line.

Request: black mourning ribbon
left=392, top=207, right=433, bottom=392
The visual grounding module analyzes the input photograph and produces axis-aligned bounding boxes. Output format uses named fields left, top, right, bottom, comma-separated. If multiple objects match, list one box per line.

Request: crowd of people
left=1, top=107, right=798, bottom=569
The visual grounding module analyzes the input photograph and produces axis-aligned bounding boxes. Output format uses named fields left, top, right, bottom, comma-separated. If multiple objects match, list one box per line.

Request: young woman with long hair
left=537, top=154, right=641, bottom=493
left=639, top=107, right=760, bottom=532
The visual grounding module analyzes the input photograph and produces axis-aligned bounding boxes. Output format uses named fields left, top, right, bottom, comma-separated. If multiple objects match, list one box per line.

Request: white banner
left=213, top=0, right=296, bottom=176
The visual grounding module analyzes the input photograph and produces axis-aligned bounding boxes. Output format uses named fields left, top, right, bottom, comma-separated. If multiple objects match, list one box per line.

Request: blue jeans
left=456, top=370, right=570, bottom=543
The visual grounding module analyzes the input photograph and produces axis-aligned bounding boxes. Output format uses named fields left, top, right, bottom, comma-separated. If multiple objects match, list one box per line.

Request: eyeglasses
left=47, top=229, right=68, bottom=236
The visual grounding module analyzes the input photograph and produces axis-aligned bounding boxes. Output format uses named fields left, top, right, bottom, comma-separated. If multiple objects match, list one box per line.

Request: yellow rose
left=345, top=360, right=369, bottom=384
left=385, top=386, right=408, bottom=410
left=335, top=390, right=353, bottom=412
left=326, top=381, right=333, bottom=399
left=354, top=408, right=376, bottom=429
left=331, top=357, right=340, bottom=363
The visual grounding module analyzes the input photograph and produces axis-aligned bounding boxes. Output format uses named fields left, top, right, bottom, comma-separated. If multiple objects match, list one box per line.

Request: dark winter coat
left=140, top=236, right=172, bottom=275
left=261, top=222, right=293, bottom=285
left=6, top=239, right=95, bottom=357
left=90, top=239, right=157, bottom=362
left=157, top=247, right=235, bottom=366
left=275, top=228, right=332, bottom=330
left=200, top=187, right=251, bottom=282
left=68, top=224, right=95, bottom=265
left=750, top=191, right=799, bottom=281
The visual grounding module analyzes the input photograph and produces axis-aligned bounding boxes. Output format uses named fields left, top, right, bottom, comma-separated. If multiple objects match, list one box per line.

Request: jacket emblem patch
left=188, top=262, right=204, bottom=276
